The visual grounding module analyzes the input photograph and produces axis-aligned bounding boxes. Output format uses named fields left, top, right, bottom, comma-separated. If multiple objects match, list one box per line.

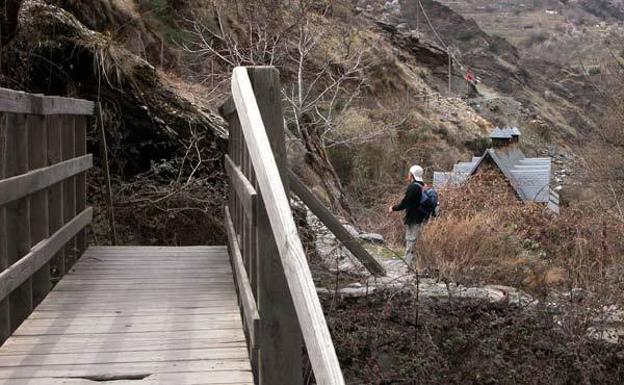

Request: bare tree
left=179, top=0, right=295, bottom=104
left=280, top=18, right=367, bottom=218
left=182, top=0, right=367, bottom=216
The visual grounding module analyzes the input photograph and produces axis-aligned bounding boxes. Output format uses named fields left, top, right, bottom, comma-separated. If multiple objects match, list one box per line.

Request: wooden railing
left=222, top=67, right=345, bottom=385
left=0, top=89, right=94, bottom=343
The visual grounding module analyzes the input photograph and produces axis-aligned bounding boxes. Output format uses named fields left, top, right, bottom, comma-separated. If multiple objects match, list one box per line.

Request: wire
left=417, top=0, right=472, bottom=74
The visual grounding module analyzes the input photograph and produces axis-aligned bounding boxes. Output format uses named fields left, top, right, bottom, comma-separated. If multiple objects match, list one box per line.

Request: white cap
left=409, top=165, right=424, bottom=182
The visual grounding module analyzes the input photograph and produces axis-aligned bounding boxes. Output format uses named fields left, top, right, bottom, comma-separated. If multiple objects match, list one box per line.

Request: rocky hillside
left=0, top=0, right=619, bottom=240
left=438, top=0, right=624, bottom=65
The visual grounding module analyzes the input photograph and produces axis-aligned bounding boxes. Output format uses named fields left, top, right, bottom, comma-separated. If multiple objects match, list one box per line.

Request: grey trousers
left=405, top=223, right=422, bottom=265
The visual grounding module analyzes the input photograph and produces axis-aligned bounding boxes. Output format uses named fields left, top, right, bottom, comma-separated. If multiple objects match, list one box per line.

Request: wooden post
left=248, top=67, right=303, bottom=385
left=47, top=116, right=65, bottom=278
left=96, top=103, right=117, bottom=245
left=75, top=116, right=87, bottom=256
left=416, top=0, right=420, bottom=36
left=243, top=131, right=259, bottom=376
left=448, top=49, right=452, bottom=95
left=28, top=114, right=52, bottom=306
left=5, top=113, right=33, bottom=331
left=61, top=116, right=76, bottom=269
left=289, top=171, right=386, bottom=276
left=246, top=147, right=258, bottom=300
left=0, top=113, right=10, bottom=343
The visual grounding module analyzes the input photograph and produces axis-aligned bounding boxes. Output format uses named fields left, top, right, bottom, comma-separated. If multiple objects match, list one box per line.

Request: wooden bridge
left=0, top=67, right=385, bottom=384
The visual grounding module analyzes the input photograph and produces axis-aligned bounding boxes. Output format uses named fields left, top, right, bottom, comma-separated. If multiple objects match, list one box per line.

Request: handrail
left=0, top=91, right=94, bottom=344
left=225, top=66, right=345, bottom=385
left=0, top=88, right=95, bottom=115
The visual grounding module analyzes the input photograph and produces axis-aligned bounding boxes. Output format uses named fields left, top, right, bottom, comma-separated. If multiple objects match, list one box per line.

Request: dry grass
left=365, top=168, right=624, bottom=300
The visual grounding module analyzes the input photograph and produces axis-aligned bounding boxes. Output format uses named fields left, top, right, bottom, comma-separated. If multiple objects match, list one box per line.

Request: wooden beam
left=247, top=67, right=303, bottom=385
left=74, top=117, right=87, bottom=256
left=46, top=116, right=65, bottom=278
left=224, top=206, right=260, bottom=351
left=224, top=155, right=257, bottom=220
left=289, top=171, right=386, bottom=276
left=0, top=113, right=10, bottom=343
left=27, top=114, right=52, bottom=306
left=0, top=208, right=93, bottom=302
left=61, top=117, right=76, bottom=270
left=0, top=155, right=92, bottom=207
left=96, top=103, right=117, bottom=245
left=232, top=67, right=344, bottom=385
left=4, top=113, right=33, bottom=332
left=0, top=89, right=95, bottom=116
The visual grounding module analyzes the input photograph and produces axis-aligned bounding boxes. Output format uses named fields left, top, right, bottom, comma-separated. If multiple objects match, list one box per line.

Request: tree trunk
left=299, top=124, right=354, bottom=222
left=0, top=0, right=23, bottom=45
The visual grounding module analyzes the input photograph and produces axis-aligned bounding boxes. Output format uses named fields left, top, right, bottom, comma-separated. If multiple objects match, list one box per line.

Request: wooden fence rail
left=0, top=88, right=94, bottom=344
left=223, top=67, right=345, bottom=385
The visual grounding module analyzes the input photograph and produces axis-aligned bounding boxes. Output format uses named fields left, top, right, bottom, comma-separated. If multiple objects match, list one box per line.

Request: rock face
left=358, top=233, right=385, bottom=244
left=581, top=0, right=624, bottom=20
left=395, top=0, right=605, bottom=142
left=306, top=207, right=369, bottom=275
left=318, top=275, right=533, bottom=306
left=1, top=0, right=230, bottom=245
left=4, top=0, right=227, bottom=175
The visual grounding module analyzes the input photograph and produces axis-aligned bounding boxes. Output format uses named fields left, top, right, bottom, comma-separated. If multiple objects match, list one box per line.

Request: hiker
left=388, top=165, right=438, bottom=265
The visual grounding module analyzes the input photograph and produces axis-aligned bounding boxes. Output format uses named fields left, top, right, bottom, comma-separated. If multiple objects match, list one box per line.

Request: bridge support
left=249, top=67, right=303, bottom=385
left=225, top=66, right=345, bottom=385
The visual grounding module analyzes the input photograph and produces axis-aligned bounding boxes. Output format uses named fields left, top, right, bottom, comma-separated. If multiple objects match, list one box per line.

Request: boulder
left=358, top=233, right=385, bottom=244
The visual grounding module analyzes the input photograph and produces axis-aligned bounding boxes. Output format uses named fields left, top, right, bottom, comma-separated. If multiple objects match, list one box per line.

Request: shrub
left=377, top=169, right=624, bottom=299
left=588, top=66, right=602, bottom=76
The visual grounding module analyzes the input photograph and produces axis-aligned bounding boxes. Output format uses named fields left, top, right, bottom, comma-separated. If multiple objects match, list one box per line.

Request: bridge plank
left=0, top=363, right=252, bottom=380
left=0, top=246, right=255, bottom=385
left=0, top=375, right=253, bottom=385
left=0, top=335, right=246, bottom=354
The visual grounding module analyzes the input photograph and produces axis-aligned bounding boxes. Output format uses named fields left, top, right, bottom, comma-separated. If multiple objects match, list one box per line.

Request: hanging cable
left=416, top=0, right=475, bottom=76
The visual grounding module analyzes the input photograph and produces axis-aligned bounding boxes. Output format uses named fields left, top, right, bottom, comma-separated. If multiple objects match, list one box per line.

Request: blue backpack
left=419, top=184, right=439, bottom=218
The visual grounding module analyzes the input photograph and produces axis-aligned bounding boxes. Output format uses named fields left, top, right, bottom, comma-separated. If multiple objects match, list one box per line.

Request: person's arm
left=391, top=184, right=418, bottom=212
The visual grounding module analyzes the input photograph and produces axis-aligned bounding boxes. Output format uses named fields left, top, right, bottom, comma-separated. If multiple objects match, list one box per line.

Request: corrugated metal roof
left=431, top=133, right=559, bottom=212
left=518, top=158, right=550, bottom=165
left=433, top=171, right=469, bottom=187
left=454, top=162, right=476, bottom=174
left=489, top=127, right=512, bottom=139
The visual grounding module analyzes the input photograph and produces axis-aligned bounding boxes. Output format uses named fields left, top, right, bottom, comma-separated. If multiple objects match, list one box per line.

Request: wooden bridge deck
left=0, top=246, right=254, bottom=385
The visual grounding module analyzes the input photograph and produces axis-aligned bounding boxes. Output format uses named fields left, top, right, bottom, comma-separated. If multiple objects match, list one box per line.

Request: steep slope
left=1, top=0, right=228, bottom=245
left=397, top=0, right=606, bottom=144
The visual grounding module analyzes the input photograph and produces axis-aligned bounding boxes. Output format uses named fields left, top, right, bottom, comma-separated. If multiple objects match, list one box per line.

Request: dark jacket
left=392, top=181, right=427, bottom=225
